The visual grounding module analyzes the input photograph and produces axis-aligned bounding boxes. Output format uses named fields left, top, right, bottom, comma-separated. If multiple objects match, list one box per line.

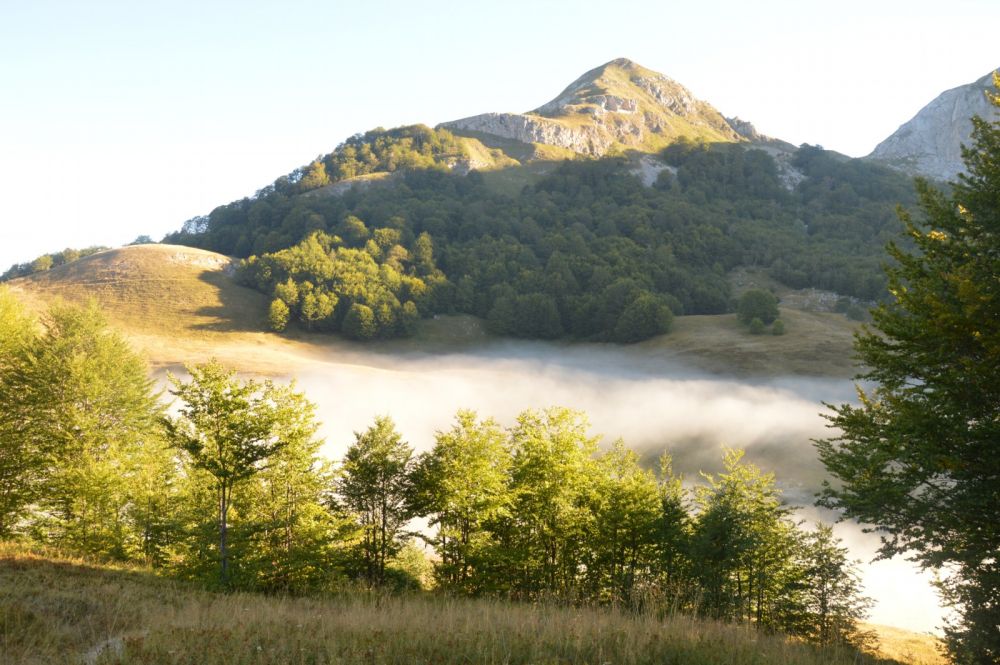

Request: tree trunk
left=219, top=483, right=229, bottom=587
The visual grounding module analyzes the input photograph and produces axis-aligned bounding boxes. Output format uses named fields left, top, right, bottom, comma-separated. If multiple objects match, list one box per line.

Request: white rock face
left=868, top=71, right=998, bottom=181
left=441, top=112, right=616, bottom=155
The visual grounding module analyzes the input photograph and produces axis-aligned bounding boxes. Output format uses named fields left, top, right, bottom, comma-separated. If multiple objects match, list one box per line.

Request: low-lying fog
left=169, top=338, right=946, bottom=633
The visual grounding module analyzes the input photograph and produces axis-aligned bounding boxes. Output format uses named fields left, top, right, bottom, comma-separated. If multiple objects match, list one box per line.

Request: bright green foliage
left=165, top=361, right=291, bottom=587
left=505, top=407, right=600, bottom=596
left=738, top=289, right=779, bottom=325
left=413, top=410, right=512, bottom=593
left=655, top=452, right=691, bottom=595
left=691, top=449, right=802, bottom=630
left=241, top=230, right=431, bottom=338
left=336, top=416, right=415, bottom=587
left=299, top=160, right=330, bottom=191
left=586, top=440, right=664, bottom=602
left=268, top=298, right=290, bottom=331
left=229, top=385, right=348, bottom=592
left=0, top=301, right=166, bottom=558
left=796, top=524, right=871, bottom=646
left=818, top=75, right=1000, bottom=664
left=0, top=289, right=39, bottom=536
left=342, top=302, right=376, bottom=340
left=313, top=125, right=467, bottom=186
left=31, top=255, right=53, bottom=272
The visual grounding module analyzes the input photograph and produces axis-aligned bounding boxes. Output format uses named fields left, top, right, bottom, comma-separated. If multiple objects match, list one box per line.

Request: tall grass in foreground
left=1, top=543, right=939, bottom=665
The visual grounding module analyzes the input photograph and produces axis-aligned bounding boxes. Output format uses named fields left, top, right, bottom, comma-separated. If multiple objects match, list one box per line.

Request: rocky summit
left=868, top=70, right=999, bottom=182
left=440, top=58, right=745, bottom=156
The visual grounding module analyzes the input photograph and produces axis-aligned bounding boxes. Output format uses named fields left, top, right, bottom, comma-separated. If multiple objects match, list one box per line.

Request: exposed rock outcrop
left=440, top=58, right=743, bottom=157
left=868, top=70, right=999, bottom=181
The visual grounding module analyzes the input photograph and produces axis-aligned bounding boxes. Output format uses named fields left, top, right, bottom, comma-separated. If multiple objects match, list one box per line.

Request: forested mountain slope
left=165, top=134, right=916, bottom=342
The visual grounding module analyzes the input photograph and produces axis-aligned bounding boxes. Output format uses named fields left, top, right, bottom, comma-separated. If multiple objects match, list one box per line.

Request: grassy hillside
left=7, top=244, right=860, bottom=378
left=0, top=544, right=941, bottom=665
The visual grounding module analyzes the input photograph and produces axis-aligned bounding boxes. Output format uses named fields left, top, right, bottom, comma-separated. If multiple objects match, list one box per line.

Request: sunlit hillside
left=7, top=244, right=861, bottom=378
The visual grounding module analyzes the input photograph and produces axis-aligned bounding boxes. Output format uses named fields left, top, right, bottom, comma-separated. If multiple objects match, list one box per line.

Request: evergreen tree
left=818, top=75, right=1000, bottom=664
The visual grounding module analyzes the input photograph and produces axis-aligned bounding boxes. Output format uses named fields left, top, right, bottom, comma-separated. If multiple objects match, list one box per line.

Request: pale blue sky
left=1, top=0, right=997, bottom=269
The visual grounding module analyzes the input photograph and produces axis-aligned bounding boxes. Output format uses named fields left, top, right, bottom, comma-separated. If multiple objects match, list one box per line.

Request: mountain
left=440, top=58, right=747, bottom=157
left=867, top=70, right=998, bottom=181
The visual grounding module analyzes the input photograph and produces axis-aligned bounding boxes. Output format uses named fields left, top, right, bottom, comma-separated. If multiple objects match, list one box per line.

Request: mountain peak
left=867, top=68, right=999, bottom=181
left=441, top=59, right=742, bottom=157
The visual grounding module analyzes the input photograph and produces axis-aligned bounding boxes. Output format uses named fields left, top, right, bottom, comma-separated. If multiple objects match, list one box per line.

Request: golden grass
left=861, top=624, right=947, bottom=665
left=0, top=544, right=918, bottom=665
left=638, top=308, right=859, bottom=378
left=7, top=244, right=861, bottom=379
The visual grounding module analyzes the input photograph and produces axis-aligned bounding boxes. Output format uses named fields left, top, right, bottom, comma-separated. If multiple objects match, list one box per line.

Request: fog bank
left=168, top=338, right=945, bottom=633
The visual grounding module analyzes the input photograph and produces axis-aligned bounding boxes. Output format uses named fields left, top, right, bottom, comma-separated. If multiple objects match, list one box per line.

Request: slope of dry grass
left=7, top=244, right=860, bottom=378
left=1, top=544, right=932, bottom=665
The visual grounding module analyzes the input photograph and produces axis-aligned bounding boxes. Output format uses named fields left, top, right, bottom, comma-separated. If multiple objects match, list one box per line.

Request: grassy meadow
left=0, top=544, right=943, bottom=665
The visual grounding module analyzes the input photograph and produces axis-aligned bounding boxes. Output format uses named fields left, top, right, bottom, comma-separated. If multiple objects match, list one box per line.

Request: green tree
left=587, top=440, right=664, bottom=602
left=336, top=416, right=414, bottom=587
left=737, top=289, right=779, bottom=325
left=748, top=316, right=765, bottom=334
left=342, top=302, right=377, bottom=340
left=268, top=298, right=290, bottom=331
left=691, top=449, right=801, bottom=629
left=31, top=255, right=53, bottom=272
left=8, top=301, right=165, bottom=558
left=612, top=293, right=673, bottom=343
left=0, top=288, right=39, bottom=536
left=165, top=361, right=291, bottom=586
left=230, top=385, right=346, bottom=592
left=797, top=524, right=872, bottom=646
left=506, top=407, right=599, bottom=596
left=413, top=410, right=511, bottom=592
left=817, top=75, right=1000, bottom=664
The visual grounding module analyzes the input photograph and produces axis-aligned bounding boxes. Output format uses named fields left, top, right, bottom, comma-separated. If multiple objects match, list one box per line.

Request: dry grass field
left=7, top=244, right=861, bottom=378
left=0, top=544, right=940, bottom=665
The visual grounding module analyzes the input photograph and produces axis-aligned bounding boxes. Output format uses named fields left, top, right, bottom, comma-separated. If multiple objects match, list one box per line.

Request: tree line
left=162, top=131, right=916, bottom=342
left=0, top=290, right=869, bottom=648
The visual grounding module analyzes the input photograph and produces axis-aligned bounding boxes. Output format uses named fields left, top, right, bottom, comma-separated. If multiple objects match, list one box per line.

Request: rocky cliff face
left=440, top=58, right=743, bottom=157
left=868, top=70, right=998, bottom=181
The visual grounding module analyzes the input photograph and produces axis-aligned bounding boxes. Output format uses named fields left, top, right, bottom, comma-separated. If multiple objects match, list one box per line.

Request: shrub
left=738, top=289, right=779, bottom=325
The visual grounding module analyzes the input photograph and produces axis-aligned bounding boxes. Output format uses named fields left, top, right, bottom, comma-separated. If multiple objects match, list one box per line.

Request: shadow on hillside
left=190, top=269, right=269, bottom=333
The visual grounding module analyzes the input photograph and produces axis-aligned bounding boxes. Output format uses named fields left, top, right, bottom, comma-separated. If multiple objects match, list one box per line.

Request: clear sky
left=1, top=0, right=997, bottom=270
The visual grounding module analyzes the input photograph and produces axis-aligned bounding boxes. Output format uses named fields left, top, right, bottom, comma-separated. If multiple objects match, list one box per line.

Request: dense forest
left=0, top=291, right=870, bottom=648
left=160, top=126, right=916, bottom=341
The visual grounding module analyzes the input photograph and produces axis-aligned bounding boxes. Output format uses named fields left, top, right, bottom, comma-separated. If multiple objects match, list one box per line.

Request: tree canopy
left=817, top=74, right=1000, bottom=664
left=162, top=132, right=916, bottom=343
